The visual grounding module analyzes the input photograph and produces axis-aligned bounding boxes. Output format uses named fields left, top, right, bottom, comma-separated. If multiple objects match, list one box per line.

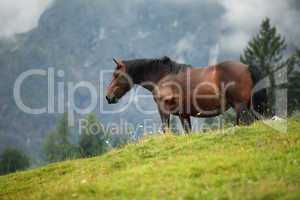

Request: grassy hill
left=1, top=118, right=300, bottom=200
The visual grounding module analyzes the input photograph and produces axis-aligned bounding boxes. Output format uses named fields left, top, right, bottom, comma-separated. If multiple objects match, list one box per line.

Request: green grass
left=1, top=118, right=300, bottom=200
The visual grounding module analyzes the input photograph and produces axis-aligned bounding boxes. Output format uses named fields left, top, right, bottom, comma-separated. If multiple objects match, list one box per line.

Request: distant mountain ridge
left=0, top=0, right=228, bottom=162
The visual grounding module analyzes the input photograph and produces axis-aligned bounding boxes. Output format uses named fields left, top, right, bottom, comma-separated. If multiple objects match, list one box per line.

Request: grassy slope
left=1, top=118, right=300, bottom=200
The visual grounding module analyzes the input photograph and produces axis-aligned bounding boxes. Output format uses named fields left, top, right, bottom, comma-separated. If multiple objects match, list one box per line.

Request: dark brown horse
left=106, top=57, right=253, bottom=133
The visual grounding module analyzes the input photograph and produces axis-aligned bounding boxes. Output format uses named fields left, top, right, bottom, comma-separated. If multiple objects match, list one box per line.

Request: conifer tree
left=0, top=148, right=30, bottom=175
left=287, top=49, right=300, bottom=114
left=241, top=18, right=287, bottom=115
left=79, top=114, right=107, bottom=157
left=44, top=113, right=80, bottom=162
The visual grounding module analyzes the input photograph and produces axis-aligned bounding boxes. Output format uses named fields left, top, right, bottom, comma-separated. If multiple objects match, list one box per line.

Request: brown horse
left=153, top=61, right=253, bottom=132
left=106, top=57, right=253, bottom=133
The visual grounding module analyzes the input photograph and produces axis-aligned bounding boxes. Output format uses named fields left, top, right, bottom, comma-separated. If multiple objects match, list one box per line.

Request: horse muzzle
left=106, top=95, right=118, bottom=104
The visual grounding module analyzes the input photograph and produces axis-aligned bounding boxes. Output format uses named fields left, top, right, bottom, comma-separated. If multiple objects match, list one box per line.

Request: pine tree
left=287, top=49, right=300, bottom=115
left=44, top=113, right=80, bottom=162
left=79, top=114, right=107, bottom=157
left=240, top=18, right=287, bottom=115
left=0, top=148, right=30, bottom=175
left=56, top=112, right=70, bottom=144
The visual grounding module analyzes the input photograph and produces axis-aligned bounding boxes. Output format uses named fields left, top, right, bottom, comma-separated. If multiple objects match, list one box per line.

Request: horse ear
left=113, top=58, right=125, bottom=69
left=113, top=58, right=118, bottom=65
left=161, top=56, right=171, bottom=64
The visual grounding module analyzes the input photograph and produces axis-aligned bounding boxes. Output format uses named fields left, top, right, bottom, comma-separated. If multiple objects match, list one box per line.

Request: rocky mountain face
left=0, top=0, right=229, bottom=161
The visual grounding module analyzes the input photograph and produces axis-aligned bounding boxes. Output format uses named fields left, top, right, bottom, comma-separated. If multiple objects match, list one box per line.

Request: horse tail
left=248, top=66, right=268, bottom=117
left=251, top=89, right=268, bottom=117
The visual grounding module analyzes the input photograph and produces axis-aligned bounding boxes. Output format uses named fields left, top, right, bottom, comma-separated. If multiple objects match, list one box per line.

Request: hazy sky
left=0, top=0, right=299, bottom=52
left=0, top=0, right=53, bottom=38
left=219, top=0, right=300, bottom=52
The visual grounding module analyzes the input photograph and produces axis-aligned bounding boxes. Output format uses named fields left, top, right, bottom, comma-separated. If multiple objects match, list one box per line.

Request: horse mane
left=123, top=56, right=191, bottom=83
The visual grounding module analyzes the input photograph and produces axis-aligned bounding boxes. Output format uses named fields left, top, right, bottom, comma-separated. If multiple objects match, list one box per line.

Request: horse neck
left=132, top=70, right=169, bottom=92
left=125, top=58, right=190, bottom=92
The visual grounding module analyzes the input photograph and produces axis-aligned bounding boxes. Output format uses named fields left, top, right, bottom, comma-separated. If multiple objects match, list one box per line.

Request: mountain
left=1, top=118, right=300, bottom=199
left=0, top=0, right=226, bottom=161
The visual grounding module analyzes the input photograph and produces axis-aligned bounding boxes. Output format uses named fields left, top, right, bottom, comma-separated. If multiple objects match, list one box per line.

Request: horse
left=106, top=57, right=253, bottom=133
left=106, top=56, right=191, bottom=131
left=153, top=60, right=253, bottom=132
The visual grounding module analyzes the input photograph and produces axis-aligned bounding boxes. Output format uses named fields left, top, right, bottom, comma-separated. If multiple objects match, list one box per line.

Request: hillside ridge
left=1, top=118, right=300, bottom=199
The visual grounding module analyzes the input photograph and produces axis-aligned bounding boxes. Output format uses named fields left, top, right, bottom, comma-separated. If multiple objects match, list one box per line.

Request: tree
left=43, top=113, right=80, bottom=162
left=0, top=148, right=30, bottom=175
left=288, top=71, right=300, bottom=114
left=241, top=18, right=287, bottom=116
left=108, top=133, right=131, bottom=148
left=287, top=49, right=300, bottom=115
left=79, top=114, right=107, bottom=157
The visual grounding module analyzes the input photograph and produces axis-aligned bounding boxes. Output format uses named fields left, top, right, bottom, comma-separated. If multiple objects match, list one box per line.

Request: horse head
left=106, top=58, right=133, bottom=104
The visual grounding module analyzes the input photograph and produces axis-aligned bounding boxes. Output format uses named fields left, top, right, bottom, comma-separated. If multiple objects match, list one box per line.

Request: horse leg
left=179, top=115, right=191, bottom=133
left=165, top=115, right=170, bottom=131
left=187, top=117, right=192, bottom=132
left=234, top=103, right=242, bottom=126
left=158, top=109, right=170, bottom=133
left=161, top=115, right=170, bottom=133
left=235, top=101, right=255, bottom=125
